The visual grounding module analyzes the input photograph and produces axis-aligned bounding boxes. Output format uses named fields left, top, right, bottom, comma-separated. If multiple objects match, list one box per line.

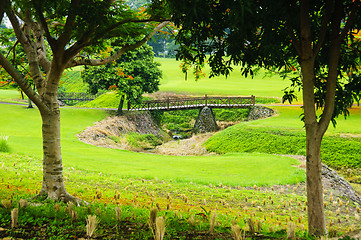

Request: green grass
left=1, top=152, right=359, bottom=239
left=0, top=89, right=26, bottom=103
left=77, top=91, right=121, bottom=108
left=205, top=106, right=361, bottom=169
left=0, top=103, right=304, bottom=187
left=61, top=66, right=89, bottom=92
left=156, top=58, right=297, bottom=99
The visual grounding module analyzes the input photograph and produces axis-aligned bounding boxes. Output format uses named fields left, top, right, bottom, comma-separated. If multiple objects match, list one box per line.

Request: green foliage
left=213, top=108, right=250, bottom=122
left=0, top=134, right=10, bottom=152
left=169, top=0, right=361, bottom=123
left=82, top=44, right=162, bottom=104
left=205, top=124, right=361, bottom=169
left=126, top=133, right=163, bottom=149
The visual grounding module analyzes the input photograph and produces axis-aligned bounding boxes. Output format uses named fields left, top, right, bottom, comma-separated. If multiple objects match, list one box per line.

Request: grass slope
left=205, top=106, right=361, bottom=169
left=157, top=58, right=295, bottom=99
left=61, top=66, right=88, bottom=92
left=0, top=103, right=304, bottom=187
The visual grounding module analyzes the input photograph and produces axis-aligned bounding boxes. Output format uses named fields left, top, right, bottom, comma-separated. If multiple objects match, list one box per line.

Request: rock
left=322, top=163, right=361, bottom=205
left=193, top=107, right=219, bottom=133
left=247, top=106, right=274, bottom=121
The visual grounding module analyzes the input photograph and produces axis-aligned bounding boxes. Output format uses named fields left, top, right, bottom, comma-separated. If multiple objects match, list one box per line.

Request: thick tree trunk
left=305, top=126, right=326, bottom=235
left=39, top=108, right=68, bottom=200
left=301, top=59, right=327, bottom=235
left=37, top=66, right=81, bottom=204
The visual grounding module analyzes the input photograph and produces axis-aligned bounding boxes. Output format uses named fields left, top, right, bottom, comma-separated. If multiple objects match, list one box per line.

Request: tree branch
left=93, top=18, right=171, bottom=43
left=66, top=21, right=170, bottom=68
left=57, top=0, right=79, bottom=48
left=0, top=0, right=6, bottom=24
left=32, top=1, right=57, bottom=50
left=285, top=20, right=301, bottom=55
left=318, top=0, right=343, bottom=134
left=28, top=19, right=51, bottom=73
left=312, top=0, right=333, bottom=57
left=339, top=2, right=358, bottom=40
left=0, top=52, right=50, bottom=113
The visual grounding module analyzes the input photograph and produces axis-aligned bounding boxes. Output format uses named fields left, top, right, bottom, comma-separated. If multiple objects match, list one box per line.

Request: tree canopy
left=168, top=0, right=361, bottom=236
left=82, top=43, right=162, bottom=113
left=0, top=0, right=170, bottom=203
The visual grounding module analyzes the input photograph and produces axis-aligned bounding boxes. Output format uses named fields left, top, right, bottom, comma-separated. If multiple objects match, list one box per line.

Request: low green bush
left=126, top=133, right=162, bottom=149
left=204, top=124, right=361, bottom=169
left=213, top=108, right=250, bottom=122
left=0, top=134, right=10, bottom=152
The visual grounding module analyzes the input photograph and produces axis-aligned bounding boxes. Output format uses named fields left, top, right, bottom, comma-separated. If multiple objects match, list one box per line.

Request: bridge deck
left=128, top=95, right=255, bottom=111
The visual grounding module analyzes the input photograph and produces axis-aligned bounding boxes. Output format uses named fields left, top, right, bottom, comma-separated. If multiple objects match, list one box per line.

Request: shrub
left=0, top=134, right=10, bottom=152
left=126, top=133, right=162, bottom=149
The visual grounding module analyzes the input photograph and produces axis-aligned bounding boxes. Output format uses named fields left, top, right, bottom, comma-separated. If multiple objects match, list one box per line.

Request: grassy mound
left=204, top=114, right=361, bottom=170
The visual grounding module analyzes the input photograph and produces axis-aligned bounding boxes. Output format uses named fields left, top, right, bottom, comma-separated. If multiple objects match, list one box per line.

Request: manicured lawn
left=156, top=57, right=296, bottom=99
left=0, top=89, right=24, bottom=103
left=246, top=106, right=361, bottom=135
left=0, top=103, right=304, bottom=187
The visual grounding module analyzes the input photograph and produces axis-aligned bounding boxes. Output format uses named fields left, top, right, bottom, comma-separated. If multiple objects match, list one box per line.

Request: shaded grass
left=0, top=103, right=304, bottom=187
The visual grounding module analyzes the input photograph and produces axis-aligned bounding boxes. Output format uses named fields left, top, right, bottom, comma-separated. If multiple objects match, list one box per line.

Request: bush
left=126, top=133, right=162, bottom=149
left=0, top=134, right=10, bottom=152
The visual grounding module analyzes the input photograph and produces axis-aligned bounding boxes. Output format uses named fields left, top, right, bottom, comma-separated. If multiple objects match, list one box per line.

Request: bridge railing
left=127, top=95, right=255, bottom=111
left=58, top=92, right=102, bottom=105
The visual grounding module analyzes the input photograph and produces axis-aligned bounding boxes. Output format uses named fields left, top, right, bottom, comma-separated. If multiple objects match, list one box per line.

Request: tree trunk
left=117, top=94, right=125, bottom=115
left=39, top=107, right=67, bottom=199
left=305, top=126, right=326, bottom=235
left=301, top=60, right=327, bottom=235
left=36, top=66, right=81, bottom=204
left=27, top=98, right=33, bottom=108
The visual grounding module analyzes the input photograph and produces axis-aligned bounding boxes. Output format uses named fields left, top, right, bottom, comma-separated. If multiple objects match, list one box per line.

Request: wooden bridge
left=58, top=92, right=102, bottom=105
left=127, top=95, right=255, bottom=111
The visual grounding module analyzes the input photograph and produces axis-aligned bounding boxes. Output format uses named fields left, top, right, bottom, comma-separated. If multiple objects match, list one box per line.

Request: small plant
left=188, top=215, right=195, bottom=226
left=149, top=208, right=158, bottom=230
left=18, top=199, right=28, bottom=208
left=154, top=217, right=166, bottom=240
left=1, top=199, right=12, bottom=209
left=86, top=215, right=99, bottom=238
left=115, top=207, right=121, bottom=221
left=71, top=210, right=78, bottom=222
left=287, top=222, right=296, bottom=239
left=247, top=218, right=255, bottom=234
left=231, top=223, right=246, bottom=240
left=209, top=212, right=217, bottom=233
left=11, top=208, right=19, bottom=228
left=0, top=134, right=10, bottom=152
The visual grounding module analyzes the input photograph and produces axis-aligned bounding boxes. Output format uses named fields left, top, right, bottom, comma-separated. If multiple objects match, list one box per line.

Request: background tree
left=168, top=0, right=361, bottom=236
left=0, top=0, right=169, bottom=203
left=82, top=43, right=162, bottom=114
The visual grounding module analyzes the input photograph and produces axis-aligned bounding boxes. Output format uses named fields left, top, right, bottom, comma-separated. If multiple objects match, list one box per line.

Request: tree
left=82, top=43, right=162, bottom=114
left=0, top=0, right=169, bottom=203
left=168, top=0, right=361, bottom=236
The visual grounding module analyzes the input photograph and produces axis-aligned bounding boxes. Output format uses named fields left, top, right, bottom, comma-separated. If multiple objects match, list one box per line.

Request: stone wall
left=247, top=106, right=274, bottom=121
